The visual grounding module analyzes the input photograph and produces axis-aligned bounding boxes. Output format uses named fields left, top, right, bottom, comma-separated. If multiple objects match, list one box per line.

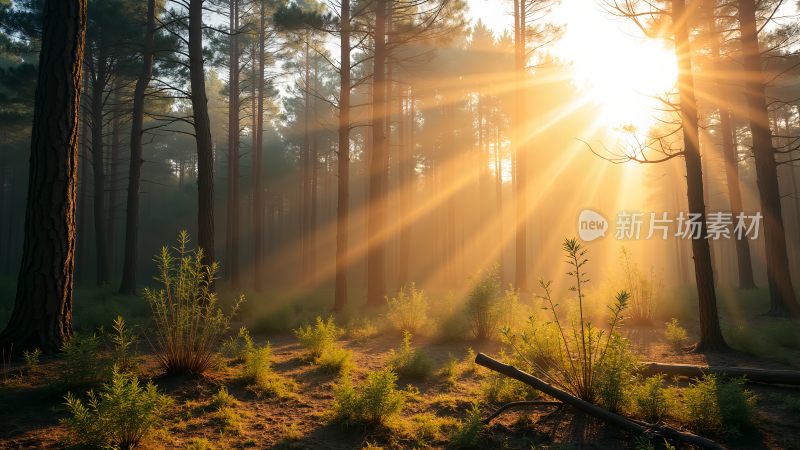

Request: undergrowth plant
left=679, top=374, right=756, bottom=437
left=619, top=247, right=659, bottom=325
left=387, top=331, right=434, bottom=380
left=62, top=368, right=172, bottom=449
left=505, top=238, right=635, bottom=405
left=22, top=348, right=41, bottom=374
left=242, top=343, right=294, bottom=398
left=447, top=402, right=485, bottom=449
left=60, top=333, right=107, bottom=388
left=144, top=231, right=243, bottom=375
left=386, top=283, right=429, bottom=334
left=110, top=316, right=140, bottom=372
left=333, top=368, right=407, bottom=426
left=466, top=266, right=502, bottom=340
left=633, top=375, right=671, bottom=423
left=665, top=318, right=689, bottom=350
left=295, top=316, right=341, bottom=359
left=221, top=326, right=255, bottom=362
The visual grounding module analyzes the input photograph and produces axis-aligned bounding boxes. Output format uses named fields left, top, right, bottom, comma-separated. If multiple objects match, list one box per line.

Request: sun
left=553, top=0, right=678, bottom=135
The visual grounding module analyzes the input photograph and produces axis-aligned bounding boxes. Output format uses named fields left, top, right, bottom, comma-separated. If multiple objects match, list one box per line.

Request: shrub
left=680, top=374, right=756, bottom=436
left=633, top=375, right=670, bottom=423
left=439, top=353, right=461, bottom=385
left=316, top=346, right=354, bottom=374
left=386, top=283, right=429, bottom=334
left=60, top=333, right=107, bottom=387
left=62, top=368, right=172, bottom=449
left=466, top=266, right=502, bottom=340
left=110, top=316, right=141, bottom=372
left=295, top=316, right=341, bottom=359
left=504, top=238, right=633, bottom=404
left=447, top=402, right=484, bottom=449
left=221, top=326, right=255, bottom=362
left=619, top=247, right=659, bottom=324
left=344, top=318, right=379, bottom=342
left=144, top=231, right=244, bottom=375
left=210, top=386, right=236, bottom=410
left=333, top=368, right=406, bottom=426
left=387, top=331, right=434, bottom=380
left=595, top=335, right=639, bottom=413
left=664, top=318, right=689, bottom=350
left=23, top=348, right=41, bottom=374
left=480, top=371, right=537, bottom=404
left=242, top=344, right=294, bottom=399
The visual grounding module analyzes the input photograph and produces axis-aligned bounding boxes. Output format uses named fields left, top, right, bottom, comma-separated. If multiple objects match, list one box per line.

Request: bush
left=439, top=353, right=461, bottom=385
left=619, top=247, right=659, bottom=324
left=62, top=368, right=172, bottom=449
left=60, top=333, right=107, bottom=387
left=504, top=238, right=634, bottom=404
left=680, top=374, right=756, bottom=436
left=447, top=402, right=484, bottom=449
left=110, top=315, right=141, bottom=372
left=23, top=348, right=41, bottom=374
left=221, top=326, right=255, bottom=361
left=387, top=331, right=434, bottom=380
left=665, top=318, right=689, bottom=350
left=386, top=283, right=429, bottom=334
left=242, top=344, right=294, bottom=399
left=633, top=375, right=670, bottom=423
left=595, top=335, right=639, bottom=413
left=466, top=266, right=502, bottom=340
left=295, top=316, right=341, bottom=359
left=316, top=346, right=354, bottom=374
left=144, top=231, right=243, bottom=375
left=333, top=368, right=406, bottom=426
left=480, top=371, right=537, bottom=404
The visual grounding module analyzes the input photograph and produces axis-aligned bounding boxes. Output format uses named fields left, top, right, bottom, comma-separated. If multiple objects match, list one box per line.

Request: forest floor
left=2, top=324, right=800, bottom=450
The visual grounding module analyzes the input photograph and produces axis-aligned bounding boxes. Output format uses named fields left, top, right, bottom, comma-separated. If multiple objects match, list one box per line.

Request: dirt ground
left=2, top=328, right=800, bottom=450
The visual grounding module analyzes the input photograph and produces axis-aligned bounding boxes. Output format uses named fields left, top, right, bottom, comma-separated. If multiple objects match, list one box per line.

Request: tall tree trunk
left=189, top=0, right=215, bottom=266
left=0, top=0, right=86, bottom=354
left=106, top=83, right=121, bottom=278
left=367, top=0, right=388, bottom=307
left=252, top=0, right=265, bottom=291
left=77, top=70, right=90, bottom=281
left=334, top=0, right=350, bottom=311
left=310, top=56, right=319, bottom=285
left=707, top=4, right=756, bottom=289
left=737, top=0, right=799, bottom=316
left=119, top=0, right=156, bottom=295
left=513, top=0, right=528, bottom=291
left=226, top=0, right=241, bottom=288
left=397, top=86, right=411, bottom=287
left=302, top=34, right=311, bottom=285
left=673, top=0, right=728, bottom=351
left=90, top=53, right=110, bottom=285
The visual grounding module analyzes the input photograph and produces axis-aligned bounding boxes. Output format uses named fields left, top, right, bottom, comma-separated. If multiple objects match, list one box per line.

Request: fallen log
left=641, top=362, right=800, bottom=386
left=475, top=353, right=725, bottom=450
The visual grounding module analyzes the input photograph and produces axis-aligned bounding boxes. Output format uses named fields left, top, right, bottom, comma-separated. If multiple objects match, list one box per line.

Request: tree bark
left=513, top=0, right=528, bottom=291
left=0, top=0, right=86, bottom=354
left=673, top=0, right=728, bottom=351
left=189, top=0, right=215, bottom=267
left=89, top=50, right=110, bottom=286
left=106, top=83, right=121, bottom=278
left=367, top=0, right=388, bottom=307
left=119, top=0, right=156, bottom=295
left=252, top=0, right=265, bottom=291
left=334, top=0, right=351, bottom=311
left=225, top=0, right=241, bottom=289
left=641, top=362, right=800, bottom=385
left=737, top=0, right=799, bottom=316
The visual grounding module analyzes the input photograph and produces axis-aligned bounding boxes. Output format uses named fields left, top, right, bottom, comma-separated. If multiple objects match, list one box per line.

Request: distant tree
left=0, top=0, right=87, bottom=354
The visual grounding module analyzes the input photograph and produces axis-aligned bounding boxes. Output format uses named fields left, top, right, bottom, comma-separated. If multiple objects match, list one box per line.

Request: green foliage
left=110, top=315, right=141, bottom=372
left=386, top=283, right=429, bottom=334
left=62, top=368, right=172, bottom=449
left=679, top=374, right=756, bottom=436
left=633, top=375, right=670, bottom=423
left=619, top=247, right=659, bottom=324
left=333, top=368, right=406, bottom=426
left=387, top=331, right=434, bottom=380
left=595, top=335, right=639, bottom=413
left=294, top=316, right=341, bottom=359
left=447, top=402, right=485, bottom=449
left=22, top=347, right=41, bottom=373
left=344, top=318, right=379, bottom=342
left=60, top=333, right=107, bottom=388
left=221, top=326, right=255, bottom=361
left=210, top=386, right=236, bottom=410
left=316, top=345, right=354, bottom=374
left=480, top=370, right=538, bottom=404
left=664, top=318, right=689, bottom=350
left=242, top=344, right=294, bottom=399
left=439, top=353, right=461, bottom=385
left=466, top=266, right=502, bottom=340
left=505, top=238, right=635, bottom=405
left=143, top=232, right=244, bottom=375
